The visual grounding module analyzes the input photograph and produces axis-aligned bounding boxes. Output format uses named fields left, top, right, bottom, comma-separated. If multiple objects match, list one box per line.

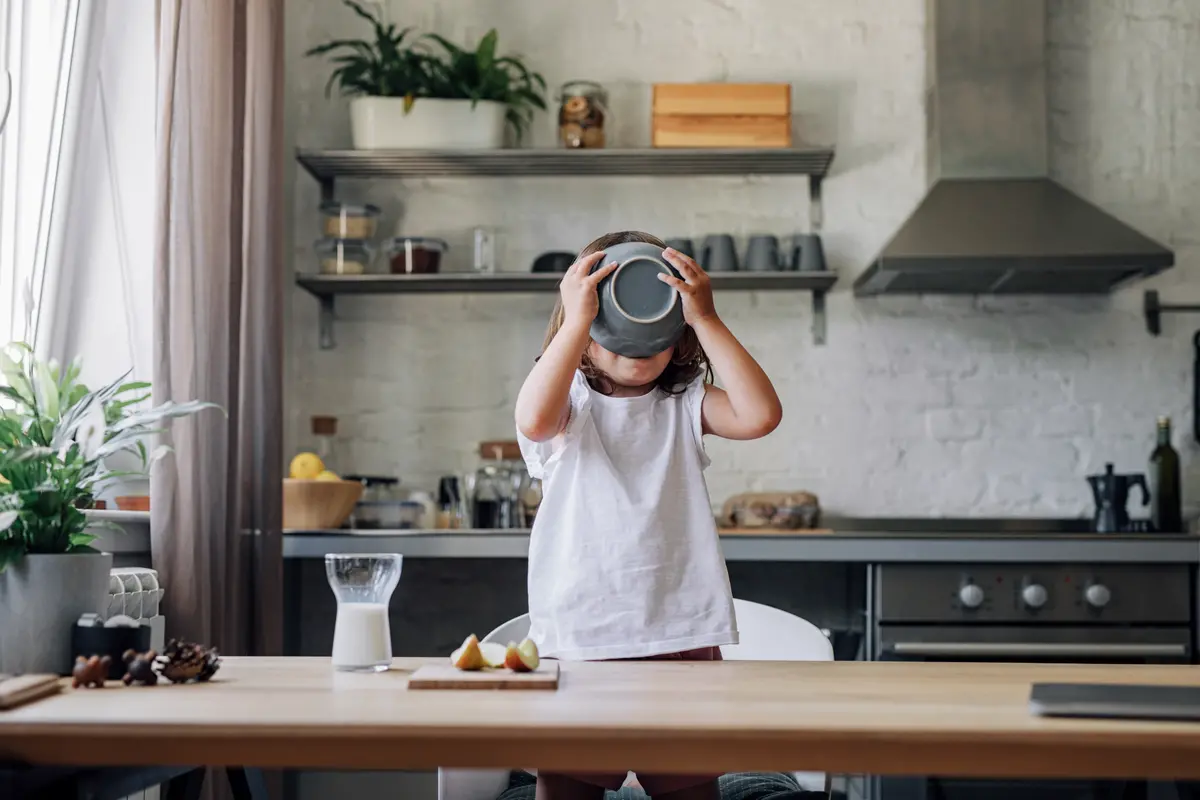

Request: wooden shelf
left=297, top=271, right=837, bottom=349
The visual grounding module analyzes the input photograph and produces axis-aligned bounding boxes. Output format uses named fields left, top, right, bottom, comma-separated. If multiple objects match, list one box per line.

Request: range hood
left=854, top=0, right=1174, bottom=296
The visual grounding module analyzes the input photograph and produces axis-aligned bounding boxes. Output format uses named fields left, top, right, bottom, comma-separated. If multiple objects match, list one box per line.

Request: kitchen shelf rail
left=296, top=146, right=835, bottom=197
left=297, top=271, right=837, bottom=349
left=1144, top=290, right=1200, bottom=336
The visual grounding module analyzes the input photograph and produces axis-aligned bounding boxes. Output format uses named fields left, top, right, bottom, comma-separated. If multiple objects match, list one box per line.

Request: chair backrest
left=482, top=599, right=833, bottom=662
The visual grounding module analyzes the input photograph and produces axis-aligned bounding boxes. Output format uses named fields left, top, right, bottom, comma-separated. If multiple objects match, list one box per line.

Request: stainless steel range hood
left=854, top=0, right=1174, bottom=296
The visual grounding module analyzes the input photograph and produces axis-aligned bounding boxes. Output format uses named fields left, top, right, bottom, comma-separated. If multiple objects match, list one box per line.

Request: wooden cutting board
left=0, top=674, right=62, bottom=710
left=408, top=662, right=559, bottom=690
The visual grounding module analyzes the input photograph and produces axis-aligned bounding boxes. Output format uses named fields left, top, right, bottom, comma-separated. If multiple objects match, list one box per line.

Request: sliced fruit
left=315, top=469, right=341, bottom=482
left=504, top=637, right=540, bottom=672
left=289, top=452, right=324, bottom=480
left=450, top=634, right=485, bottom=671
left=480, top=642, right=507, bottom=669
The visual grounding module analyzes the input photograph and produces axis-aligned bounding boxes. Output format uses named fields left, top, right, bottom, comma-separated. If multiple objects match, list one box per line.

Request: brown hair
left=540, top=230, right=712, bottom=396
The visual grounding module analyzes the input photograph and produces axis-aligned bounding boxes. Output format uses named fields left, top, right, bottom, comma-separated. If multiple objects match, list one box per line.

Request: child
left=514, top=231, right=783, bottom=800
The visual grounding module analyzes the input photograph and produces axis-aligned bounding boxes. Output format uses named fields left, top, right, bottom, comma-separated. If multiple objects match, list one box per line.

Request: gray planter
left=0, top=552, right=113, bottom=675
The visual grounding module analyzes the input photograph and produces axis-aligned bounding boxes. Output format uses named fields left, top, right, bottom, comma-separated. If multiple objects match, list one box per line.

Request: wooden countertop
left=2, top=659, right=1200, bottom=779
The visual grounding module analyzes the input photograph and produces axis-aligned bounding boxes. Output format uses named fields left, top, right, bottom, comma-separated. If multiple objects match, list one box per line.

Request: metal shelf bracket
left=318, top=295, right=335, bottom=349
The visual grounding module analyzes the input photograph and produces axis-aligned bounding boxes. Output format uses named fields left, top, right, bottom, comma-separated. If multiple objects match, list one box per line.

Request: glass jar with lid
left=384, top=236, right=448, bottom=274
left=319, top=202, right=380, bottom=240
left=315, top=238, right=375, bottom=275
left=557, top=80, right=609, bottom=149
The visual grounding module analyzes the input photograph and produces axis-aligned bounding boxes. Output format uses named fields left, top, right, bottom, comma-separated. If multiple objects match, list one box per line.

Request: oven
left=871, top=563, right=1195, bottom=800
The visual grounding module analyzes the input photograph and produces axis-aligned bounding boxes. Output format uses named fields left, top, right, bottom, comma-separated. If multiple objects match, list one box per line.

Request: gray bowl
left=589, top=242, right=686, bottom=358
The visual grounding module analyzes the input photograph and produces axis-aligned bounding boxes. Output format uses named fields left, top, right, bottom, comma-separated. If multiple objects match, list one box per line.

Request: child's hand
left=560, top=251, right=618, bottom=328
left=659, top=248, right=717, bottom=325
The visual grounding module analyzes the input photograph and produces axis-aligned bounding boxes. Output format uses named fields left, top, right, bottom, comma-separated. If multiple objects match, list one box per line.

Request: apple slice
left=450, top=634, right=485, bottom=670
left=504, top=638, right=540, bottom=672
left=480, top=642, right=507, bottom=669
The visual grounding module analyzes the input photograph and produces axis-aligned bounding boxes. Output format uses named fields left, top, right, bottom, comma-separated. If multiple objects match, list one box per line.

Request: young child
left=514, top=231, right=783, bottom=800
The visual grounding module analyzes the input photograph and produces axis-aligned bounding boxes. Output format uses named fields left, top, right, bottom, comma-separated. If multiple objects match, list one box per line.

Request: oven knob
left=958, top=583, right=985, bottom=609
left=1085, top=583, right=1111, bottom=609
left=1021, top=583, right=1048, bottom=609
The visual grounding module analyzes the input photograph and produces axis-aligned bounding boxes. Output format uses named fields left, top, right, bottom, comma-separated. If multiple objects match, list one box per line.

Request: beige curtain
left=151, top=0, right=285, bottom=660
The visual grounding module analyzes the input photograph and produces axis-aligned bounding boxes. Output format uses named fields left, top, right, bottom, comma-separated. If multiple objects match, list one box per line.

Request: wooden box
left=651, top=83, right=791, bottom=149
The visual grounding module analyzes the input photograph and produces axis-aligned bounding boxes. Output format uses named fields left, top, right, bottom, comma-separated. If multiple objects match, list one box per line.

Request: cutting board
left=408, top=662, right=559, bottom=690
left=0, top=674, right=62, bottom=710
left=652, top=83, right=792, bottom=149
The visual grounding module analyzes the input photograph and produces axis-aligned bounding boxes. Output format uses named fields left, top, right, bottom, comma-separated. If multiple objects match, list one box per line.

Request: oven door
left=875, top=626, right=1191, bottom=800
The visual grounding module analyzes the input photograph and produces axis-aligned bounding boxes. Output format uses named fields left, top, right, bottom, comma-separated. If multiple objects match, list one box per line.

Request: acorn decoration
left=155, top=638, right=220, bottom=684
left=122, top=649, right=159, bottom=686
left=72, top=655, right=112, bottom=688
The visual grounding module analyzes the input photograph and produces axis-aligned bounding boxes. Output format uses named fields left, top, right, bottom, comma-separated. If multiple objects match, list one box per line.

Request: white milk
left=331, top=602, right=392, bottom=671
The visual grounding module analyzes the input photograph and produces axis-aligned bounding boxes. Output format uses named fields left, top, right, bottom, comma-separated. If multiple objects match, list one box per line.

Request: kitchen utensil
left=790, top=233, right=827, bottom=272
left=408, top=660, right=559, bottom=690
left=745, top=235, right=783, bottom=271
left=473, top=227, right=496, bottom=273
left=326, top=554, right=402, bottom=673
left=700, top=234, right=739, bottom=272
left=652, top=83, right=791, bottom=149
left=589, top=241, right=686, bottom=358
left=315, top=238, right=375, bottom=275
left=319, top=202, right=380, bottom=240
left=1193, top=331, right=1200, bottom=445
left=531, top=251, right=575, bottom=273
left=283, top=478, right=363, bottom=529
left=384, top=236, right=447, bottom=274
left=1086, top=463, right=1150, bottom=533
left=664, top=238, right=696, bottom=258
left=558, top=80, right=609, bottom=149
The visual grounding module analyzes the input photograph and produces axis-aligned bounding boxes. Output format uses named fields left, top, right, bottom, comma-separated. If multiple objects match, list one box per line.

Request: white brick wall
left=284, top=0, right=1200, bottom=518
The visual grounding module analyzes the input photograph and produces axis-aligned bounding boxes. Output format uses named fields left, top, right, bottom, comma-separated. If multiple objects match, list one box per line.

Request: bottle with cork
left=1149, top=416, right=1182, bottom=533
left=311, top=415, right=340, bottom=475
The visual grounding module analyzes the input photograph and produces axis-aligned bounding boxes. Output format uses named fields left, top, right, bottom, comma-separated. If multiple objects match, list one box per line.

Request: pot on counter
left=532, top=251, right=575, bottom=273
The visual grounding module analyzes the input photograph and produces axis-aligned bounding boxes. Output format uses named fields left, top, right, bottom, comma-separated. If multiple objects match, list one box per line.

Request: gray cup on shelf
left=664, top=238, right=695, bottom=259
left=745, top=235, right=783, bottom=271
left=700, top=234, right=739, bottom=272
left=790, top=233, right=827, bottom=272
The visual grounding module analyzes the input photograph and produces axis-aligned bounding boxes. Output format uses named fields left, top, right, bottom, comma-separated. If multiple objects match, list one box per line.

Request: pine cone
left=156, top=639, right=221, bottom=684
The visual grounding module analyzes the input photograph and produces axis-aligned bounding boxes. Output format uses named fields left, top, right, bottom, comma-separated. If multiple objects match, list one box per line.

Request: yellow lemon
left=315, top=470, right=340, bottom=482
left=289, top=452, right=324, bottom=480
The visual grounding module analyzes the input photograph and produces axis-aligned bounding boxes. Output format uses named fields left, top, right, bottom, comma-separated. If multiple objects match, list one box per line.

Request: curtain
left=151, top=0, right=284, bottom=665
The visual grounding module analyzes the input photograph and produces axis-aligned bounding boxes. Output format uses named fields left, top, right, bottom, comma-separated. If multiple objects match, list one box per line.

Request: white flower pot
left=349, top=96, right=507, bottom=150
left=0, top=552, right=113, bottom=675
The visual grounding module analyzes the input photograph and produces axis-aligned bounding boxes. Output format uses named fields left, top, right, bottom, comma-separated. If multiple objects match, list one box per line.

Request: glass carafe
left=325, top=553, right=402, bottom=672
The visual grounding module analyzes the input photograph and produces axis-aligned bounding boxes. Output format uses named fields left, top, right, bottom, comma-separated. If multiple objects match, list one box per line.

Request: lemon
left=289, top=452, right=324, bottom=480
left=315, top=470, right=340, bottom=482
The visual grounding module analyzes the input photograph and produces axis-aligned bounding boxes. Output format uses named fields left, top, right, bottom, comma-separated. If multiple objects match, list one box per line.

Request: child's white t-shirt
left=517, top=370, right=738, bottom=660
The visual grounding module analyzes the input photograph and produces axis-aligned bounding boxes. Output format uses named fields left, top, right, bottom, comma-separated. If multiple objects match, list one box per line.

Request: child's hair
left=540, top=230, right=712, bottom=396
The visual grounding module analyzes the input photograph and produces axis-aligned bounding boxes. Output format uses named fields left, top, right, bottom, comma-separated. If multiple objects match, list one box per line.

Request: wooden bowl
left=282, top=479, right=363, bottom=530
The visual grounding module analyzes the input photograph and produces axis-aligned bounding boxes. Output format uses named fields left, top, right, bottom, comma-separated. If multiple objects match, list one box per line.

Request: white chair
left=438, top=599, right=834, bottom=800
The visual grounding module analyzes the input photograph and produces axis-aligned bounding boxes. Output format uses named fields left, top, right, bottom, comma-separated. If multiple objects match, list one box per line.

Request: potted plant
left=307, top=0, right=546, bottom=149
left=0, top=343, right=219, bottom=675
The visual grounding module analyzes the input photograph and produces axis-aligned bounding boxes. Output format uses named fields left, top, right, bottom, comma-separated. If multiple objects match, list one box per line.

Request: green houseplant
left=307, top=0, right=546, bottom=149
left=0, top=342, right=219, bottom=674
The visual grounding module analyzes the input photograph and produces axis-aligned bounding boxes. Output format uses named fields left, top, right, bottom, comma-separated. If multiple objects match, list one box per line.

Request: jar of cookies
left=557, top=80, right=609, bottom=149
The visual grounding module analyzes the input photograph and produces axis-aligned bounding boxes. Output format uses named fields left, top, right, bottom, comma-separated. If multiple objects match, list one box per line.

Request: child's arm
left=660, top=248, right=783, bottom=441
left=515, top=251, right=616, bottom=442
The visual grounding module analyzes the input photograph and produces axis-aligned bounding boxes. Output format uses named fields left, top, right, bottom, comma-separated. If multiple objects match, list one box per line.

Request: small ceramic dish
left=589, top=242, right=686, bottom=358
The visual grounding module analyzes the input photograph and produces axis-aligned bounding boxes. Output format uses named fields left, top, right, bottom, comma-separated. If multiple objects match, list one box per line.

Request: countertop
left=4, top=658, right=1200, bottom=778
left=283, top=518, right=1200, bottom=563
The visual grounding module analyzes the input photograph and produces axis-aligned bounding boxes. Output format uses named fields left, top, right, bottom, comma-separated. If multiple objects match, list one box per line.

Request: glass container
left=384, top=236, right=448, bottom=274
left=319, top=202, right=381, bottom=239
left=315, top=238, right=375, bottom=275
left=558, top=80, right=609, bottom=149
left=325, top=553, right=402, bottom=672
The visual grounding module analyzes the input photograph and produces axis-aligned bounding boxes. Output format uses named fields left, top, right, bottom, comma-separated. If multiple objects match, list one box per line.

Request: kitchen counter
left=283, top=518, right=1200, bottom=564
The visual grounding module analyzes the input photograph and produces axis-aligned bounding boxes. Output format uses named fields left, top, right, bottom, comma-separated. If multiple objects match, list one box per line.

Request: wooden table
left=2, top=658, right=1200, bottom=780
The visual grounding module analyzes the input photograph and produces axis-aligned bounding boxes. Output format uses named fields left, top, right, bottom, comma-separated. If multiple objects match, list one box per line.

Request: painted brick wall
left=284, top=0, right=1200, bottom=518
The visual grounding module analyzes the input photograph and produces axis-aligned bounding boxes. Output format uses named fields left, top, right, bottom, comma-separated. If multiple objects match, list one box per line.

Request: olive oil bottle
left=1149, top=416, right=1183, bottom=533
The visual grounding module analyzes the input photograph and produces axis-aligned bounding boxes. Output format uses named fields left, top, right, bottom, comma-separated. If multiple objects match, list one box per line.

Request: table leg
left=227, top=766, right=270, bottom=800
left=164, top=768, right=206, bottom=800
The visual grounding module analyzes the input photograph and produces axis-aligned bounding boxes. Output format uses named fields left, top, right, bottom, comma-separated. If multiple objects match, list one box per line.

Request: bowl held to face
left=589, top=242, right=686, bottom=358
